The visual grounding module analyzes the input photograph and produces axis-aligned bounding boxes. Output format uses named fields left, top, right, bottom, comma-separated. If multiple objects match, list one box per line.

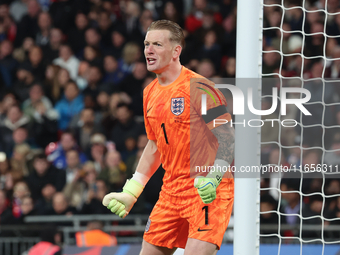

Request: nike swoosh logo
left=197, top=227, right=212, bottom=232
left=147, top=106, right=153, bottom=113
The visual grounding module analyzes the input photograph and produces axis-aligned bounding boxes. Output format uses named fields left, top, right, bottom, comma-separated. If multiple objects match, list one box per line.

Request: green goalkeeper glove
left=102, top=179, right=143, bottom=218
left=194, top=159, right=230, bottom=204
left=194, top=176, right=221, bottom=204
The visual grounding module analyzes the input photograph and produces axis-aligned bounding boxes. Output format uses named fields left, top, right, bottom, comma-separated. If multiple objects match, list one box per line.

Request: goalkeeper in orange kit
left=102, top=20, right=235, bottom=255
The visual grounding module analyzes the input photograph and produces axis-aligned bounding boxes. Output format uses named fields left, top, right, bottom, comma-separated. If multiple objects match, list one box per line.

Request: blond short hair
left=147, top=20, right=185, bottom=48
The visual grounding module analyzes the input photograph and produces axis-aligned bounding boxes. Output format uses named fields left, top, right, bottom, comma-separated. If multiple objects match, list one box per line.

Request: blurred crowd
left=0, top=0, right=237, bottom=226
left=0, top=0, right=339, bottom=242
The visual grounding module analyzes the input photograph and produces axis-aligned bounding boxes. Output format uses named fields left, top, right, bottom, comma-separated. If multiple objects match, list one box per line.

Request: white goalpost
left=234, top=0, right=263, bottom=255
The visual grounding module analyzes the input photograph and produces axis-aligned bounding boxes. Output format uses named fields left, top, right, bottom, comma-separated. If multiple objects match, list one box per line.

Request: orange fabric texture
left=143, top=66, right=233, bottom=205
left=144, top=189, right=234, bottom=250
left=75, top=230, right=117, bottom=247
left=143, top=66, right=234, bottom=248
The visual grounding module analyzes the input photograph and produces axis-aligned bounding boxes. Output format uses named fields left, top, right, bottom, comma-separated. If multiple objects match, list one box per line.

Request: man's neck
left=157, top=63, right=182, bottom=86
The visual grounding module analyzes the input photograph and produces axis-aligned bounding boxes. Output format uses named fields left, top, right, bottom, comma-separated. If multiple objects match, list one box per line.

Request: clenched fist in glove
left=102, top=179, right=144, bottom=218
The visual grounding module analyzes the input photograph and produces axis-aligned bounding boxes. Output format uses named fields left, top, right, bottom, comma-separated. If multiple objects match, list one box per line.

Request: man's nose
left=146, top=45, right=154, bottom=54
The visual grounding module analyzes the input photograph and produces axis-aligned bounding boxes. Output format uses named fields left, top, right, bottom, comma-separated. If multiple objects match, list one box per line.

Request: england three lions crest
left=171, top=97, right=184, bottom=116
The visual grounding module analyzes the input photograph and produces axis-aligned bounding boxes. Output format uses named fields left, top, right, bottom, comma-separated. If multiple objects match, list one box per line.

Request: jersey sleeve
left=143, top=87, right=156, bottom=140
left=191, top=78, right=231, bottom=130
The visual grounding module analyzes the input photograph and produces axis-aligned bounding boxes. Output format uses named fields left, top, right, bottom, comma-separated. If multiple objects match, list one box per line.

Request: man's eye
left=157, top=44, right=161, bottom=46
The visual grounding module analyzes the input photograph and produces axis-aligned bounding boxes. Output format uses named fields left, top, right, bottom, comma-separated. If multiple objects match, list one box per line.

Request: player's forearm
left=211, top=124, right=235, bottom=176
left=134, top=139, right=161, bottom=180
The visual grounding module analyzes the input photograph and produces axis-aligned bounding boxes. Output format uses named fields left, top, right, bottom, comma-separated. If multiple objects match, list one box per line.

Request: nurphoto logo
left=200, top=84, right=312, bottom=128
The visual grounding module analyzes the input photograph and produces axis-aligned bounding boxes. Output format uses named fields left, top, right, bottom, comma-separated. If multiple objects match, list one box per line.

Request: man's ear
left=173, top=45, right=182, bottom=59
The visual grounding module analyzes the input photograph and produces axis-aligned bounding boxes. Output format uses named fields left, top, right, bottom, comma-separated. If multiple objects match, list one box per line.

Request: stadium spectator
left=49, top=0, right=75, bottom=34
left=197, top=29, right=222, bottom=72
left=262, top=46, right=280, bottom=74
left=196, top=59, right=215, bottom=78
left=106, top=27, right=126, bottom=59
left=14, top=0, right=41, bottom=47
left=120, top=136, right=137, bottom=162
left=43, top=64, right=61, bottom=102
left=14, top=195, right=36, bottom=224
left=97, top=11, right=114, bottom=48
left=304, top=21, right=325, bottom=57
left=118, top=61, right=147, bottom=116
left=0, top=153, right=14, bottom=192
left=324, top=132, right=340, bottom=166
left=98, top=150, right=126, bottom=191
left=221, top=57, right=236, bottom=78
left=0, top=92, right=17, bottom=120
left=84, top=28, right=103, bottom=52
left=102, top=55, right=123, bottom=86
left=22, top=83, right=53, bottom=120
left=185, top=0, right=216, bottom=33
left=27, top=225, right=61, bottom=255
left=12, top=63, right=35, bottom=101
left=36, top=12, right=52, bottom=46
left=26, top=45, right=45, bottom=81
left=327, top=8, right=340, bottom=44
left=11, top=181, right=31, bottom=220
left=280, top=178, right=302, bottom=228
left=101, top=92, right=121, bottom=137
left=48, top=131, right=87, bottom=170
left=63, top=151, right=86, bottom=210
left=75, top=220, right=117, bottom=247
left=26, top=153, right=66, bottom=201
left=0, top=189, right=12, bottom=224
left=120, top=0, right=140, bottom=38
left=82, top=65, right=103, bottom=99
left=81, top=179, right=111, bottom=214
left=125, top=134, right=148, bottom=179
left=10, top=143, right=30, bottom=179
left=9, top=126, right=29, bottom=154
left=0, top=105, right=31, bottom=156
left=53, top=44, right=80, bottom=80
left=96, top=91, right=110, bottom=115
left=130, top=9, right=154, bottom=46
left=0, top=40, right=17, bottom=87
left=160, top=1, right=184, bottom=28
left=302, top=194, right=324, bottom=238
left=83, top=45, right=100, bottom=64
left=194, top=9, right=224, bottom=46
left=118, top=42, right=142, bottom=78
left=35, top=183, right=56, bottom=215
left=31, top=100, right=59, bottom=148
left=48, top=192, right=76, bottom=216
left=88, top=133, right=107, bottom=173
left=109, top=102, right=143, bottom=152
left=68, top=13, right=89, bottom=55
left=271, top=22, right=291, bottom=54
left=71, top=108, right=102, bottom=151
left=49, top=67, right=70, bottom=103
left=75, top=61, right=90, bottom=90
left=260, top=194, right=278, bottom=226
left=42, top=28, right=64, bottom=64
left=55, top=81, right=84, bottom=130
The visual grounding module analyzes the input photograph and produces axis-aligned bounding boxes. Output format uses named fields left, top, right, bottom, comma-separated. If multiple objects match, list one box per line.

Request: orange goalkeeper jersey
left=143, top=66, right=233, bottom=204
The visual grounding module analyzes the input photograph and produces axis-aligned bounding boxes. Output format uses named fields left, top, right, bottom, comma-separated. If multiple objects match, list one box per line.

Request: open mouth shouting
left=147, top=58, right=156, bottom=65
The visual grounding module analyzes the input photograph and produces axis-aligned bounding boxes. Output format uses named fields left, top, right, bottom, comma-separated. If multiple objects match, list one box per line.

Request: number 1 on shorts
left=202, top=206, right=209, bottom=225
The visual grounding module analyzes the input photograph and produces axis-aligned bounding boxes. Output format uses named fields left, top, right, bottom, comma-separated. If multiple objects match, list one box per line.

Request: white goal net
left=260, top=0, right=340, bottom=254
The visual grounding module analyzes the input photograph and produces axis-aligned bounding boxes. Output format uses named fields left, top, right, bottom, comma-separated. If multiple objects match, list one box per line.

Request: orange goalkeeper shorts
left=143, top=186, right=234, bottom=250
